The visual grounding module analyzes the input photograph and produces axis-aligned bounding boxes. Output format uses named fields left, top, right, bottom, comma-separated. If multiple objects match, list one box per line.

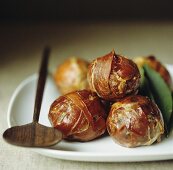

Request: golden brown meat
left=134, top=56, right=172, bottom=88
left=48, top=90, right=107, bottom=141
left=87, top=50, right=140, bottom=101
left=54, top=57, right=89, bottom=95
left=106, top=95, right=164, bottom=147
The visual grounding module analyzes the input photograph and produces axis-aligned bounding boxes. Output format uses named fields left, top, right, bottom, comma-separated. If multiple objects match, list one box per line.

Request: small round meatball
left=87, top=50, right=141, bottom=101
left=48, top=90, right=107, bottom=141
left=134, top=56, right=172, bottom=88
left=54, top=57, right=89, bottom=95
left=106, top=95, right=164, bottom=147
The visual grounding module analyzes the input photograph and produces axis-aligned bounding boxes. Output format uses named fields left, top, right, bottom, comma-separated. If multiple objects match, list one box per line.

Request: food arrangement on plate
left=49, top=50, right=173, bottom=148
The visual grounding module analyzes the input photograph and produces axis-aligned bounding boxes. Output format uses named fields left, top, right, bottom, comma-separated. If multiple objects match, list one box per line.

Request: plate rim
left=7, top=74, right=37, bottom=128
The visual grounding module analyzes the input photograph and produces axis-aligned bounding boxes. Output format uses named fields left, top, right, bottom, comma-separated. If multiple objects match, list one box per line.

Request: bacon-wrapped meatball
left=134, top=56, right=172, bottom=88
left=48, top=90, right=107, bottom=141
left=54, top=57, right=89, bottom=95
left=106, top=95, right=164, bottom=147
left=87, top=50, right=140, bottom=101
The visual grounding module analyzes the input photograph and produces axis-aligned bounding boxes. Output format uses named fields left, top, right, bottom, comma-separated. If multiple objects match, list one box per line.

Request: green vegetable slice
left=143, top=64, right=173, bottom=135
left=168, top=92, right=173, bottom=132
left=139, top=67, right=155, bottom=101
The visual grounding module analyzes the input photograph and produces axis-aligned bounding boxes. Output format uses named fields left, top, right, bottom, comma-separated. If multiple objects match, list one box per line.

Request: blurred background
left=1, top=0, right=173, bottom=21
left=0, top=0, right=173, bottom=74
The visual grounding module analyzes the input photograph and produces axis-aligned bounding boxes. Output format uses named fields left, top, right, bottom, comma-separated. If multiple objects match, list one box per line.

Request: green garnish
left=139, top=67, right=154, bottom=101
left=143, top=64, right=173, bottom=136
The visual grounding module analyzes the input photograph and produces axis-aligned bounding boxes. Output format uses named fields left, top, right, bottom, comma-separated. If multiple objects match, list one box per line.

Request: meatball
left=134, top=56, right=172, bottom=88
left=106, top=95, right=164, bottom=147
left=48, top=90, right=107, bottom=141
left=54, top=57, right=89, bottom=95
left=87, top=50, right=140, bottom=101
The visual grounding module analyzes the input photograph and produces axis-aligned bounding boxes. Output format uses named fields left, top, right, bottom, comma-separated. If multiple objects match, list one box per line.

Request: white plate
left=7, top=65, right=173, bottom=162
